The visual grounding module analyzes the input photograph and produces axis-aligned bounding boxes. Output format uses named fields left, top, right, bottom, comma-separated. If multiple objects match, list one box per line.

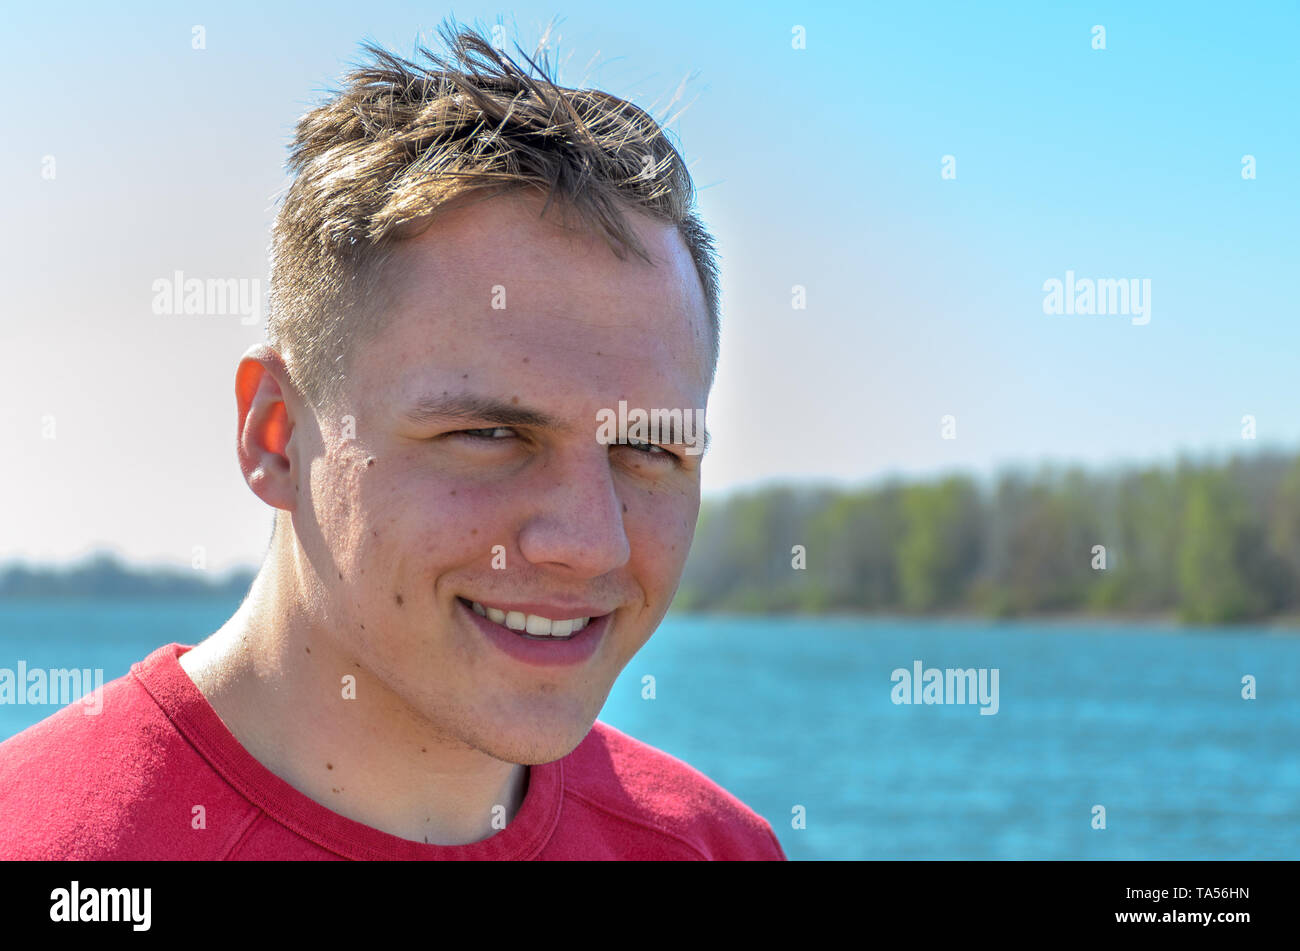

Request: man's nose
left=515, top=448, right=631, bottom=577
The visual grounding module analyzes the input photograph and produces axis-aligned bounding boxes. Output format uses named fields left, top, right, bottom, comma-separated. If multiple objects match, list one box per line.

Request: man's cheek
left=316, top=458, right=381, bottom=557
left=629, top=492, right=697, bottom=573
left=357, top=493, right=506, bottom=595
left=414, top=495, right=509, bottom=569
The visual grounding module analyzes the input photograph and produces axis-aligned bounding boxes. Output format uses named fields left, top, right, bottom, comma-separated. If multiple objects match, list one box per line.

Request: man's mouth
left=457, top=597, right=594, bottom=640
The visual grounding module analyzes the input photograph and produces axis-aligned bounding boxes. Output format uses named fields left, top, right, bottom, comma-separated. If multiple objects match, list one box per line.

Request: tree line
left=0, top=552, right=255, bottom=600
left=673, top=450, right=1300, bottom=624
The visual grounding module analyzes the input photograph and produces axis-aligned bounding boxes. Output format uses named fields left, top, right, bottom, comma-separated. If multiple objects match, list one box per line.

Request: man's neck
left=178, top=564, right=528, bottom=846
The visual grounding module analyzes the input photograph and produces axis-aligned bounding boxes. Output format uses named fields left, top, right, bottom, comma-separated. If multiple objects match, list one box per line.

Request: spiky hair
left=266, top=18, right=720, bottom=409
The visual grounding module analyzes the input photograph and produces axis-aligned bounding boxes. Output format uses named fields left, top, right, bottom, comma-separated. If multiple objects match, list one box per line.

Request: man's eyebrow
left=403, top=393, right=711, bottom=454
left=402, top=393, right=561, bottom=428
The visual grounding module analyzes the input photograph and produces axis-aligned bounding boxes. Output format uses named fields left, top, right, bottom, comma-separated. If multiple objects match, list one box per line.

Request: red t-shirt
left=0, top=643, right=786, bottom=860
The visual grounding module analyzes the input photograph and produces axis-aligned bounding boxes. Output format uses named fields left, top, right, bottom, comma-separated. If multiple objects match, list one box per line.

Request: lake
left=1, top=600, right=1296, bottom=859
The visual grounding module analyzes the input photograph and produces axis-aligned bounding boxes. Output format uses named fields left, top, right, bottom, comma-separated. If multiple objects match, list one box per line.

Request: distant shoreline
left=0, top=553, right=255, bottom=601
left=667, top=606, right=1300, bottom=631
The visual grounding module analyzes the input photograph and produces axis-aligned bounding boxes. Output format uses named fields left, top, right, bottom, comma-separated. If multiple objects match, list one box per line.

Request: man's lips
left=455, top=596, right=613, bottom=639
left=457, top=597, right=611, bottom=667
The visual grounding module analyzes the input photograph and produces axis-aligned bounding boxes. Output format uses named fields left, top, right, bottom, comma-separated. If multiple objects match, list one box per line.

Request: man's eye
left=623, top=437, right=671, bottom=457
left=456, top=427, right=517, bottom=440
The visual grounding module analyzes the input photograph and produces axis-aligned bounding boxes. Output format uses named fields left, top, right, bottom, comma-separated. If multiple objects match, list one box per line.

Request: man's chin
left=472, top=707, right=601, bottom=766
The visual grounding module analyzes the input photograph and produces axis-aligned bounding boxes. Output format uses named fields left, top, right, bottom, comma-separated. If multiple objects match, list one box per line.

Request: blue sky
left=2, top=1, right=1297, bottom=569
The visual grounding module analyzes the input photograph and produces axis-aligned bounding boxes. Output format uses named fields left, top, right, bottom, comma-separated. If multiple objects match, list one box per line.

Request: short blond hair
left=267, top=20, right=720, bottom=410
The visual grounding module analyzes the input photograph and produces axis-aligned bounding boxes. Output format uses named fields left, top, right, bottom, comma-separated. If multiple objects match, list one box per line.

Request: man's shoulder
left=0, top=646, right=252, bottom=859
left=557, top=719, right=786, bottom=860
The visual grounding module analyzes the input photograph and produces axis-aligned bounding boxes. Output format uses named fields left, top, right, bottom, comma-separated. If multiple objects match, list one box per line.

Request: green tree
left=896, top=477, right=981, bottom=611
left=1177, top=471, right=1278, bottom=623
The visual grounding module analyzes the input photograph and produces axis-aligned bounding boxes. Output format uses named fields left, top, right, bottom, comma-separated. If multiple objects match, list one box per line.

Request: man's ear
left=235, top=344, right=300, bottom=513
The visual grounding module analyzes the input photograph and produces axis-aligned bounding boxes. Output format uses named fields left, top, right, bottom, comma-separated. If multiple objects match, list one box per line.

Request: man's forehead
left=369, top=278, right=709, bottom=390
left=381, top=193, right=708, bottom=338
left=390, top=350, right=707, bottom=421
left=349, top=191, right=713, bottom=406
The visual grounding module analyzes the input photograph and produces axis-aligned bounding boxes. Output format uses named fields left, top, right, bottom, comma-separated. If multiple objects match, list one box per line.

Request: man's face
left=292, top=191, right=711, bottom=764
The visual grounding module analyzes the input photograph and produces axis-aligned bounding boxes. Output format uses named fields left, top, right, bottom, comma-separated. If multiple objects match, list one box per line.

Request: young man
left=0, top=24, right=785, bottom=860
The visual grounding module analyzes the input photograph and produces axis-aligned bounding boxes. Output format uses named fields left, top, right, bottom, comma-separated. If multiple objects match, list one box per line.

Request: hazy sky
left=3, top=1, right=1297, bottom=571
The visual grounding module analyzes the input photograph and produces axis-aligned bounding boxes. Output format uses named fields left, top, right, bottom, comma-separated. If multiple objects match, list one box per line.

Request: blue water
left=1, top=601, right=1296, bottom=860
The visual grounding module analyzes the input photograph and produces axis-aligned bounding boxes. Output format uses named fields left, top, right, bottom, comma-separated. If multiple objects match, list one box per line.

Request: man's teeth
left=470, top=601, right=591, bottom=637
